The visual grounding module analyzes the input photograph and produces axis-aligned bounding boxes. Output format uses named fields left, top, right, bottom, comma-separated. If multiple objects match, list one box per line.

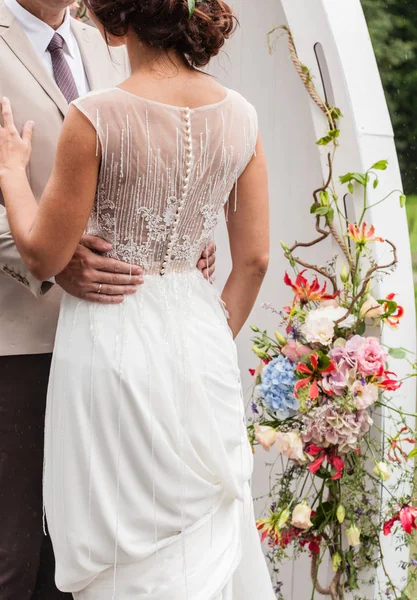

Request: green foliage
left=361, top=0, right=417, bottom=194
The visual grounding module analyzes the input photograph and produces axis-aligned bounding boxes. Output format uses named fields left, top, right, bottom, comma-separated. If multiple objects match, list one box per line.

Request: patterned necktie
left=47, top=33, right=79, bottom=103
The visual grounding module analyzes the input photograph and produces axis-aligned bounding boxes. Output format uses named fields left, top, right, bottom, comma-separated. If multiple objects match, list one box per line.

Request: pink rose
left=281, top=340, right=313, bottom=363
left=356, top=337, right=387, bottom=376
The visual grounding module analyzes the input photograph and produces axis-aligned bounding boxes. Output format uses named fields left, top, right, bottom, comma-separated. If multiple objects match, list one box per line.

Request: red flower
left=295, top=353, right=336, bottom=400
left=387, top=426, right=416, bottom=463
left=381, top=293, right=405, bottom=328
left=284, top=270, right=338, bottom=305
left=306, top=445, right=345, bottom=480
left=298, top=533, right=322, bottom=556
left=383, top=516, right=397, bottom=536
left=383, top=505, right=417, bottom=536
left=249, top=369, right=256, bottom=376
left=378, top=371, right=402, bottom=391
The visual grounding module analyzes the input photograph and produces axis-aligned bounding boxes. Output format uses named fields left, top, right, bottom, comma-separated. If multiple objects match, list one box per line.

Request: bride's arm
left=221, top=136, right=270, bottom=339
left=0, top=99, right=99, bottom=281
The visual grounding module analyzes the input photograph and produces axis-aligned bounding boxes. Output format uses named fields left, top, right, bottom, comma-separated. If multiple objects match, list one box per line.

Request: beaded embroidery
left=72, top=88, right=258, bottom=276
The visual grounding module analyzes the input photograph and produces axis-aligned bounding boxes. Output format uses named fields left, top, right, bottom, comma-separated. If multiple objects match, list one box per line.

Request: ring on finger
left=97, top=283, right=103, bottom=294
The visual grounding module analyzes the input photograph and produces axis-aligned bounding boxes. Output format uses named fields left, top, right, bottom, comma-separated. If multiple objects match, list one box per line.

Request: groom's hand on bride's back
left=56, top=237, right=216, bottom=303
left=55, top=235, right=144, bottom=304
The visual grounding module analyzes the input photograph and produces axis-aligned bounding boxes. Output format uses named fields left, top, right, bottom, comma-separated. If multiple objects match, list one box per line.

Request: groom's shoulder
left=70, top=17, right=130, bottom=82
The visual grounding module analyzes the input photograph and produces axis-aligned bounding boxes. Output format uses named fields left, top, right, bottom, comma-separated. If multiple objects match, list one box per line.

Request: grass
left=406, top=195, right=417, bottom=311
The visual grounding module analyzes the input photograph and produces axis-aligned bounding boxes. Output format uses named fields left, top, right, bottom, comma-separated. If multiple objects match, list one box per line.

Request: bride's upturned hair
left=83, top=0, right=237, bottom=68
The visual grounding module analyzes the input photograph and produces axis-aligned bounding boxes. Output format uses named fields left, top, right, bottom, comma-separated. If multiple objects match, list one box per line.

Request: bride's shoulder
left=70, top=88, right=122, bottom=117
left=227, top=89, right=258, bottom=121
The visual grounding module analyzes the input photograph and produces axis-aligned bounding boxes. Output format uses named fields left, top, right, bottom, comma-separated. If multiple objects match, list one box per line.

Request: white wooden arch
left=211, top=0, right=416, bottom=597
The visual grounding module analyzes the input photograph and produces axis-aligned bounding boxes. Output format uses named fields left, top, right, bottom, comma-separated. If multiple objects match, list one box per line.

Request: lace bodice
left=72, top=88, right=258, bottom=276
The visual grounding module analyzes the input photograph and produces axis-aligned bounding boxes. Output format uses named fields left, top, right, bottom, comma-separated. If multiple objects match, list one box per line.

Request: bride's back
left=72, top=85, right=258, bottom=275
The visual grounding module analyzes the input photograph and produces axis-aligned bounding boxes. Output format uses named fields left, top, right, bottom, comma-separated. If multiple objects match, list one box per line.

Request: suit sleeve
left=0, top=202, right=53, bottom=297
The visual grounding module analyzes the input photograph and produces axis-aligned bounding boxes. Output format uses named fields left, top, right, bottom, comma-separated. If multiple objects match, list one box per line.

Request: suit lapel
left=72, top=18, right=103, bottom=92
left=0, top=2, right=68, bottom=117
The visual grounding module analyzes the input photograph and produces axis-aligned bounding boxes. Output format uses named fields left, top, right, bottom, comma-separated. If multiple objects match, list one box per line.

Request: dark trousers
left=0, top=354, right=69, bottom=600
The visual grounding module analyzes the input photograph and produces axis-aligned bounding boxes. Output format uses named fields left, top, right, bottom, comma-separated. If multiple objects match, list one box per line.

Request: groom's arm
left=0, top=199, right=217, bottom=301
left=0, top=202, right=51, bottom=296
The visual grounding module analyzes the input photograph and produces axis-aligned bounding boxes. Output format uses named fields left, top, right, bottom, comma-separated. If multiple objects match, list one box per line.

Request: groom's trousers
left=0, top=354, right=69, bottom=600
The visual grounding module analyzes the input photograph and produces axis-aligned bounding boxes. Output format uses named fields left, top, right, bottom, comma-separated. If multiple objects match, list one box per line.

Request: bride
left=0, top=0, right=273, bottom=598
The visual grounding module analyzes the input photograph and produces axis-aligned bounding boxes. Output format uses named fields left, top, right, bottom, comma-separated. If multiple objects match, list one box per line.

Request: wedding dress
left=43, top=87, right=275, bottom=599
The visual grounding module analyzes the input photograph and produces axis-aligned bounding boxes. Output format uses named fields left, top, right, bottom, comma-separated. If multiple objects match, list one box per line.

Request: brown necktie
left=47, top=33, right=79, bottom=104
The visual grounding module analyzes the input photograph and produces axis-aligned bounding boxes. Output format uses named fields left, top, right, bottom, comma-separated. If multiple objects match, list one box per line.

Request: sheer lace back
left=72, top=87, right=258, bottom=275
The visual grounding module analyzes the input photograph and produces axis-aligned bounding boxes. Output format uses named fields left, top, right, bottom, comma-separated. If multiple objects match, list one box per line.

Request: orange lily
left=294, top=353, right=336, bottom=400
left=284, top=270, right=338, bottom=305
left=348, top=222, right=384, bottom=246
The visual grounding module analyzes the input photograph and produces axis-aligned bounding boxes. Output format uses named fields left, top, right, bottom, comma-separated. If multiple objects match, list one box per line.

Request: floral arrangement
left=249, top=27, right=417, bottom=600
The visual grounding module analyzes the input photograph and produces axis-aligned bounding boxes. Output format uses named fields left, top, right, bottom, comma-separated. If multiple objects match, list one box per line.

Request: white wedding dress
left=43, top=87, right=275, bottom=599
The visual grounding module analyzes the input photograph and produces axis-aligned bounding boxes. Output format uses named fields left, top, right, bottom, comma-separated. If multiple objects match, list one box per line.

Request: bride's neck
left=126, top=36, right=192, bottom=78
left=15, top=1, right=67, bottom=29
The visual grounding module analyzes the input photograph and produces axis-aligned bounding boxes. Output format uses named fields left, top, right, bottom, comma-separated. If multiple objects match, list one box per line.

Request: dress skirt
left=43, top=269, right=275, bottom=599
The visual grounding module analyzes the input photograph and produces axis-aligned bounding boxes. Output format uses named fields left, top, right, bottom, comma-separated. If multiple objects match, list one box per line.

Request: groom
left=0, top=1, right=215, bottom=599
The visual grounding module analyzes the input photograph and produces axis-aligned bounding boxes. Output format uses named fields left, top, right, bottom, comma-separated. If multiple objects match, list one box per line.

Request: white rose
left=360, top=296, right=384, bottom=320
left=351, top=381, right=379, bottom=409
left=275, top=431, right=306, bottom=463
left=373, top=461, right=391, bottom=482
left=346, top=524, right=361, bottom=547
left=254, top=424, right=277, bottom=451
left=291, top=503, right=313, bottom=530
left=301, top=314, right=335, bottom=346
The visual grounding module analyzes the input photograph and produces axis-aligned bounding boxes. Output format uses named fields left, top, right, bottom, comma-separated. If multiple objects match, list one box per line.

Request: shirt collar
left=4, top=0, right=75, bottom=58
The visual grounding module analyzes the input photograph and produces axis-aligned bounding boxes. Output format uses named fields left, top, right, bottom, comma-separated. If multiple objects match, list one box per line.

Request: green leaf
left=351, top=173, right=367, bottom=186
left=311, top=501, right=335, bottom=528
left=316, top=135, right=333, bottom=146
left=355, top=321, right=366, bottom=335
left=315, top=206, right=330, bottom=216
left=326, top=207, right=335, bottom=223
left=188, top=0, right=196, bottom=16
left=340, top=173, right=354, bottom=184
left=329, top=129, right=340, bottom=139
left=408, top=448, right=417, bottom=459
left=348, top=182, right=354, bottom=194
left=373, top=178, right=379, bottom=189
left=382, top=299, right=398, bottom=315
left=319, top=190, right=329, bottom=206
left=310, top=203, right=318, bottom=214
left=388, top=347, right=407, bottom=359
left=400, top=194, right=407, bottom=208
left=371, top=159, right=388, bottom=171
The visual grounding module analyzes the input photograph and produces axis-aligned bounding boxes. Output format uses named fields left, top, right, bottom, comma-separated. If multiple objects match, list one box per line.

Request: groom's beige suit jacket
left=0, top=2, right=130, bottom=356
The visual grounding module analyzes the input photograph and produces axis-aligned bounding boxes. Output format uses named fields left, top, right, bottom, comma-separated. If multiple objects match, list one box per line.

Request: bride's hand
left=0, top=97, right=34, bottom=180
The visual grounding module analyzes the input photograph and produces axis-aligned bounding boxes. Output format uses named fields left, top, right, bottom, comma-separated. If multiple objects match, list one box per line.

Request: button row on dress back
left=160, top=107, right=193, bottom=276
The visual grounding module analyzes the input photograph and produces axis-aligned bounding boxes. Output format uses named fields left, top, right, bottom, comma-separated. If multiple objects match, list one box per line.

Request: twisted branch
left=311, top=553, right=342, bottom=600
left=335, top=239, right=398, bottom=325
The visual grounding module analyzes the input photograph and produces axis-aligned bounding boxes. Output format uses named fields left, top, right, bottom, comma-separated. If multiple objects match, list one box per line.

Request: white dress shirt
left=4, top=0, right=90, bottom=96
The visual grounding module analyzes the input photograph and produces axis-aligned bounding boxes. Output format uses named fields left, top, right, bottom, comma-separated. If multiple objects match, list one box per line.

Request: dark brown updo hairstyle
left=83, top=0, right=237, bottom=68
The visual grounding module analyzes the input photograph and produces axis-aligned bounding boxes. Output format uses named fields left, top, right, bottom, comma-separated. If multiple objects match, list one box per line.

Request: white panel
left=211, top=0, right=416, bottom=596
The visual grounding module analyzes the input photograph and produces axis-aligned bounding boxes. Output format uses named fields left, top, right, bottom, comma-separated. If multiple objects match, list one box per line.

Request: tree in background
left=362, top=0, right=417, bottom=194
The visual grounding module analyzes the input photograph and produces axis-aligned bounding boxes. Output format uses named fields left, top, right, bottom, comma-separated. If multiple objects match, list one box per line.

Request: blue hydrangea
left=260, top=355, right=299, bottom=419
